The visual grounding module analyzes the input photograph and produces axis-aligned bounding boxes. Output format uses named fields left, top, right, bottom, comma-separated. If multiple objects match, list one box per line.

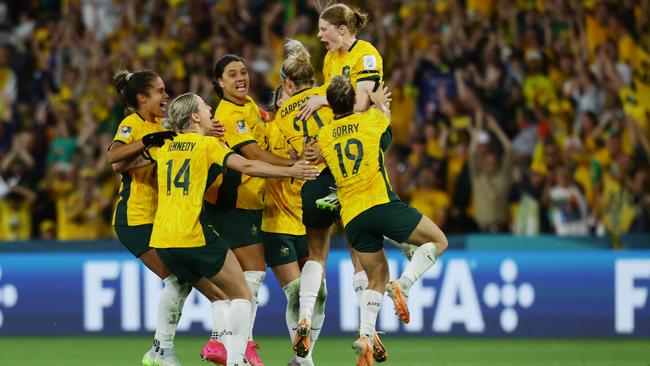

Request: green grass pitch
left=0, top=336, right=648, bottom=365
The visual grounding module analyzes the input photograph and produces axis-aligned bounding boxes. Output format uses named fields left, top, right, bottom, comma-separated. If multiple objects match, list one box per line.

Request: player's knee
left=434, top=231, right=448, bottom=255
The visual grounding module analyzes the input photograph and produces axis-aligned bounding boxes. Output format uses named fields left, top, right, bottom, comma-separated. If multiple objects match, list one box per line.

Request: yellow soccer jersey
left=323, top=39, right=383, bottom=90
left=214, top=96, right=268, bottom=210
left=318, top=108, right=394, bottom=225
left=112, top=113, right=164, bottom=226
left=275, top=87, right=333, bottom=172
left=148, top=133, right=234, bottom=248
left=261, top=121, right=305, bottom=235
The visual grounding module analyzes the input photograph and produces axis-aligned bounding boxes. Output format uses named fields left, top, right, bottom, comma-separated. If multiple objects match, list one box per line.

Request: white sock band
left=211, top=299, right=231, bottom=342
left=244, top=270, right=266, bottom=340
left=299, top=261, right=323, bottom=320
left=352, top=270, right=368, bottom=303
left=359, top=289, right=383, bottom=342
left=399, top=242, right=439, bottom=294
left=155, top=275, right=191, bottom=349
left=283, top=277, right=301, bottom=340
left=226, top=299, right=252, bottom=364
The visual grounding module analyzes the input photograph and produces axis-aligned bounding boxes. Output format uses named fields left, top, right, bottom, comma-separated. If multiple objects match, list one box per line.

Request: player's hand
left=302, top=139, right=321, bottom=161
left=288, top=146, right=300, bottom=160
left=297, top=95, right=327, bottom=121
left=142, top=131, right=177, bottom=148
left=289, top=160, right=320, bottom=180
left=368, top=82, right=392, bottom=110
left=208, top=119, right=225, bottom=138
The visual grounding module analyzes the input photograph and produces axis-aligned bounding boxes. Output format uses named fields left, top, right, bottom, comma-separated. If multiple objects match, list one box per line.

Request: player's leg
left=353, top=248, right=388, bottom=366
left=116, top=224, right=188, bottom=366
left=385, top=208, right=448, bottom=324
left=207, top=249, right=253, bottom=366
left=194, top=279, right=229, bottom=364
left=232, top=243, right=266, bottom=366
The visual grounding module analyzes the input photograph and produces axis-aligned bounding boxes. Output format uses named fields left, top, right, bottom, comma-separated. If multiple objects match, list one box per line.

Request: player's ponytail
left=352, top=9, right=368, bottom=32
left=212, top=54, right=246, bottom=100
left=320, top=3, right=369, bottom=35
left=113, top=69, right=159, bottom=112
left=164, top=93, right=199, bottom=132
left=281, top=39, right=315, bottom=86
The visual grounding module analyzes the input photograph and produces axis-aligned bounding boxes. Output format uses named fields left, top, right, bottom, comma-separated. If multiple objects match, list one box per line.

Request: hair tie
left=279, top=68, right=288, bottom=79
left=126, top=72, right=134, bottom=81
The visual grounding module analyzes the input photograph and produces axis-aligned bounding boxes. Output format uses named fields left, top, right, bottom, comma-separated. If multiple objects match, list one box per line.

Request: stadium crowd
left=0, top=0, right=649, bottom=243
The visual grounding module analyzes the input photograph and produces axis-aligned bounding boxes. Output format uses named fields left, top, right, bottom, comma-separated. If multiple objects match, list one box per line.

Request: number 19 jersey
left=318, top=108, right=394, bottom=225
left=148, top=133, right=234, bottom=248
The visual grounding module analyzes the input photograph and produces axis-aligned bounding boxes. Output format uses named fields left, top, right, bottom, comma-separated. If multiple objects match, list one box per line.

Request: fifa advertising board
left=0, top=249, right=648, bottom=336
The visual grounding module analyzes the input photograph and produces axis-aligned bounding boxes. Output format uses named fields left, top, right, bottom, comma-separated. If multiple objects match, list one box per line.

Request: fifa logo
left=482, top=259, right=535, bottom=332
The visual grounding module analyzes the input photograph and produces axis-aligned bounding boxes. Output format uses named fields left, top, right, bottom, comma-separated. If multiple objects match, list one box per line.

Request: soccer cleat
left=200, top=338, right=227, bottom=365
left=142, top=347, right=157, bottom=366
left=153, top=347, right=182, bottom=366
left=372, top=332, right=388, bottom=363
left=385, top=280, right=410, bottom=324
left=352, top=336, right=374, bottom=366
left=292, top=318, right=312, bottom=358
left=245, top=341, right=264, bottom=366
left=315, top=187, right=340, bottom=212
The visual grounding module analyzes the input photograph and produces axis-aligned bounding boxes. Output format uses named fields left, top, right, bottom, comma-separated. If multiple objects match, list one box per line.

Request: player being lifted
left=316, top=76, right=448, bottom=366
left=146, top=93, right=318, bottom=366
left=298, top=3, right=383, bottom=212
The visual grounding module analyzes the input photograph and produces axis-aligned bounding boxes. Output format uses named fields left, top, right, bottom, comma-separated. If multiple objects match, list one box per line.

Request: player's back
left=149, top=133, right=233, bottom=248
left=276, top=87, right=333, bottom=156
left=318, top=108, right=394, bottom=225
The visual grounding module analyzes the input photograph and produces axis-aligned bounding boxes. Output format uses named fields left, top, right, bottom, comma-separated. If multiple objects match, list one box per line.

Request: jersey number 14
left=166, top=159, right=190, bottom=195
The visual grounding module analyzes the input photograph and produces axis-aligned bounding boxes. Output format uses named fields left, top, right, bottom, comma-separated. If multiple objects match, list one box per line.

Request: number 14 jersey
left=147, top=132, right=234, bottom=248
left=318, top=108, right=394, bottom=226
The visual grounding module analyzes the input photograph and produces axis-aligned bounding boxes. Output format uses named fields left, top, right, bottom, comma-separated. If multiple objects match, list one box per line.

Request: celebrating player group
left=107, top=4, right=447, bottom=366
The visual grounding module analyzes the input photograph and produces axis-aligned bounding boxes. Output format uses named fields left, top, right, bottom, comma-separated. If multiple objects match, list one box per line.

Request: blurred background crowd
left=0, top=0, right=649, bottom=244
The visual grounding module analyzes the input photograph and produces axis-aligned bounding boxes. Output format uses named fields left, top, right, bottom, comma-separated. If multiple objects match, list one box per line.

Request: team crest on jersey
left=279, top=245, right=290, bottom=258
left=119, top=126, right=132, bottom=138
left=236, top=120, right=249, bottom=134
left=342, top=66, right=351, bottom=78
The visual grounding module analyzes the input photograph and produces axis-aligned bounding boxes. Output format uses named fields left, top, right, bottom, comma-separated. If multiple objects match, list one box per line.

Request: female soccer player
left=209, top=54, right=300, bottom=365
left=262, top=85, right=318, bottom=366
left=294, top=6, right=387, bottom=349
left=108, top=69, right=228, bottom=366
left=317, top=76, right=448, bottom=366
left=147, top=93, right=318, bottom=366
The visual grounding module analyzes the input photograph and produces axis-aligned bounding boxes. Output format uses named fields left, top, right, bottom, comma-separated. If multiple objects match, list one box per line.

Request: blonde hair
left=320, top=3, right=368, bottom=34
left=326, top=75, right=355, bottom=114
left=164, top=93, right=199, bottom=132
left=281, top=39, right=314, bottom=85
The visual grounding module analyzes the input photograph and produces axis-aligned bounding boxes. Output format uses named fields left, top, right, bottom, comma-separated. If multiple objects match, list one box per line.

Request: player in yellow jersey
left=276, top=39, right=388, bottom=363
left=147, top=93, right=318, bottom=366
left=299, top=3, right=384, bottom=211
left=107, top=69, right=228, bottom=366
left=262, top=86, right=318, bottom=366
left=317, top=76, right=448, bottom=366
left=209, top=54, right=302, bottom=365
left=299, top=3, right=383, bottom=119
